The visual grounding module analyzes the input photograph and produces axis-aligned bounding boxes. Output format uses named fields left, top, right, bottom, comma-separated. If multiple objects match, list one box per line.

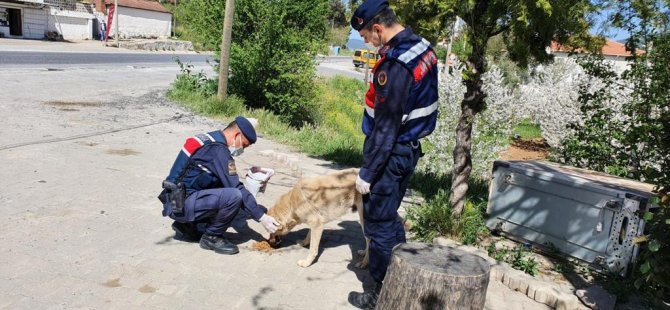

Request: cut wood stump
left=377, top=242, right=490, bottom=310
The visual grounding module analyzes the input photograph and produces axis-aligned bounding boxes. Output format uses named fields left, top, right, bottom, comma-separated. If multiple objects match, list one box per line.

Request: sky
left=345, top=9, right=631, bottom=47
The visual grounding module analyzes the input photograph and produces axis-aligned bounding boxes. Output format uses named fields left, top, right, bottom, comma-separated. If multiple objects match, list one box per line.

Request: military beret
left=235, top=116, right=257, bottom=144
left=350, top=0, right=389, bottom=31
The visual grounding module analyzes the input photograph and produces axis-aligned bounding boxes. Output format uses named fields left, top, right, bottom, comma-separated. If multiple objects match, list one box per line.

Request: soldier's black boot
left=199, top=234, right=239, bottom=255
left=348, top=281, right=382, bottom=309
left=171, top=221, right=203, bottom=242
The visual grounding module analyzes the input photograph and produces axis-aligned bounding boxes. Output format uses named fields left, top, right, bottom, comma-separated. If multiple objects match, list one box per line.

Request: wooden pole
left=363, top=51, right=370, bottom=84
left=377, top=243, right=490, bottom=310
left=217, top=0, right=235, bottom=101
left=114, top=0, right=118, bottom=47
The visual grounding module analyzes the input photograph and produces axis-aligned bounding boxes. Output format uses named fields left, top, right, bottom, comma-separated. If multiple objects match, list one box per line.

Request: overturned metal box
left=485, top=160, right=657, bottom=276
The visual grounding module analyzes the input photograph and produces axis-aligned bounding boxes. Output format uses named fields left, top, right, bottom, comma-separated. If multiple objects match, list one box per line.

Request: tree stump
left=376, top=242, right=490, bottom=310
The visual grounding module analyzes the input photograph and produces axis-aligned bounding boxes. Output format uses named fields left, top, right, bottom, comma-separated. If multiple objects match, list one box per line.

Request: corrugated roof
left=551, top=39, right=635, bottom=57
left=105, top=0, right=170, bottom=13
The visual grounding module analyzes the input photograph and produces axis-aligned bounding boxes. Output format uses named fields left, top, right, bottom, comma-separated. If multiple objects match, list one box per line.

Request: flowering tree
left=518, top=58, right=588, bottom=147
left=422, top=64, right=518, bottom=179
left=396, top=0, right=603, bottom=216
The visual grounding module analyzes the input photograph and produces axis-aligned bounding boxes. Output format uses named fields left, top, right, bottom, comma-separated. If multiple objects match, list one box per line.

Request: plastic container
left=245, top=166, right=274, bottom=197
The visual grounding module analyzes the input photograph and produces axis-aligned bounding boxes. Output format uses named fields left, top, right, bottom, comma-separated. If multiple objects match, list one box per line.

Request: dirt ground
left=499, top=138, right=551, bottom=161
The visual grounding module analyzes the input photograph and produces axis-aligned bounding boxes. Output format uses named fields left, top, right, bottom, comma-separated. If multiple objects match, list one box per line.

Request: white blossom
left=420, top=63, right=518, bottom=178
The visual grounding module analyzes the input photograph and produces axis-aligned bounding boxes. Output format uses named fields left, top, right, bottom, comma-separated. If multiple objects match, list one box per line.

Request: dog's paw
left=357, top=249, right=366, bottom=257
left=297, top=259, right=313, bottom=268
left=299, top=240, right=310, bottom=247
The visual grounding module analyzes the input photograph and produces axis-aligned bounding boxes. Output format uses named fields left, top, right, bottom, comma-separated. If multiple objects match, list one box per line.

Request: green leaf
left=666, top=219, right=670, bottom=225
left=644, top=212, right=654, bottom=221
left=640, top=261, right=652, bottom=274
left=650, top=196, right=660, bottom=205
left=649, top=240, right=660, bottom=252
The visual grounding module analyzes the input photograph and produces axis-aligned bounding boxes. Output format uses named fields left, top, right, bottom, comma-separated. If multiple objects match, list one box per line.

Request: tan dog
left=267, top=168, right=369, bottom=268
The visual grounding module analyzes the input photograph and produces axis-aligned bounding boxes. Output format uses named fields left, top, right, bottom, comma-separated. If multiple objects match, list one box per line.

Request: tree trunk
left=449, top=1, right=490, bottom=218
left=450, top=69, right=485, bottom=217
left=377, top=242, right=490, bottom=310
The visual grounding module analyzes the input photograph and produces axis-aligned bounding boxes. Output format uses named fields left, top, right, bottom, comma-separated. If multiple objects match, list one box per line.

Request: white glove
left=260, top=214, right=280, bottom=233
left=356, top=175, right=371, bottom=195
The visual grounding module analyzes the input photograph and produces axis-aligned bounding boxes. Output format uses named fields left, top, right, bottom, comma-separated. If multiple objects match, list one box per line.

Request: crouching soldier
left=158, top=116, right=280, bottom=254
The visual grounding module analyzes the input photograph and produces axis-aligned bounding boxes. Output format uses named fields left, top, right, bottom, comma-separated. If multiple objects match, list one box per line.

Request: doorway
left=7, top=8, right=21, bottom=36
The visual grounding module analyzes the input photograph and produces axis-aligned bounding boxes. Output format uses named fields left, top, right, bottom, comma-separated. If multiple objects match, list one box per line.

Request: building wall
left=21, top=7, right=47, bottom=39
left=553, top=52, right=630, bottom=74
left=48, top=7, right=93, bottom=40
left=108, top=6, right=170, bottom=39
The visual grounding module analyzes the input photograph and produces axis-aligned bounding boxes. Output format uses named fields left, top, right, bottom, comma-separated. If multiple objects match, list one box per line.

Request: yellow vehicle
left=352, top=49, right=380, bottom=68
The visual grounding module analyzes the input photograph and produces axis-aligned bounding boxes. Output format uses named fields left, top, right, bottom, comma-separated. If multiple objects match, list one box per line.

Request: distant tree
left=328, top=0, right=348, bottom=28
left=329, top=26, right=351, bottom=47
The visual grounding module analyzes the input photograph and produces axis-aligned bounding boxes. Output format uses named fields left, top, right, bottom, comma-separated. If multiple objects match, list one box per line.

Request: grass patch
left=168, top=74, right=367, bottom=167
left=512, top=119, right=542, bottom=140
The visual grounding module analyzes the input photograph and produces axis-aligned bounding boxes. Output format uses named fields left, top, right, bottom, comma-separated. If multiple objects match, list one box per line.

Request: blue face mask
left=228, top=135, right=244, bottom=157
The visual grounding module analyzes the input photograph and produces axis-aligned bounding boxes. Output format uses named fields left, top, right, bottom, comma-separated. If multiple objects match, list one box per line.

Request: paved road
left=0, top=50, right=364, bottom=80
left=0, top=51, right=213, bottom=66
left=316, top=56, right=365, bottom=80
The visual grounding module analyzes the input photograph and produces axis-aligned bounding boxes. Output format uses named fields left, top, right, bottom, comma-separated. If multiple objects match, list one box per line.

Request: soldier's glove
left=356, top=175, right=371, bottom=195
left=260, top=214, right=280, bottom=233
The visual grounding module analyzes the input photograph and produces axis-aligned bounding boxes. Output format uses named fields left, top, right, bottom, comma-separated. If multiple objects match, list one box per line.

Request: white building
left=0, top=0, right=171, bottom=40
left=102, top=0, right=171, bottom=39
left=548, top=39, right=635, bottom=73
left=0, top=0, right=96, bottom=40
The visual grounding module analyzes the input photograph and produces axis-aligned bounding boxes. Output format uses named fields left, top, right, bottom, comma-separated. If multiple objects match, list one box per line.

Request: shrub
left=407, top=174, right=490, bottom=245
left=173, top=0, right=329, bottom=127
left=559, top=30, right=670, bottom=302
left=517, top=58, right=588, bottom=147
left=487, top=243, right=539, bottom=276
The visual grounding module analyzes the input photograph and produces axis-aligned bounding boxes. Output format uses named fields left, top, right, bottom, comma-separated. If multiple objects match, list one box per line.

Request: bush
left=407, top=173, right=490, bottom=245
left=169, top=58, right=218, bottom=98
left=173, top=0, right=329, bottom=127
left=487, top=243, right=539, bottom=276
left=517, top=58, right=587, bottom=147
left=559, top=32, right=670, bottom=302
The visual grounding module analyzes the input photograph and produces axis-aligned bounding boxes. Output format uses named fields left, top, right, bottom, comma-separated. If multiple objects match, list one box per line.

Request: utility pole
left=217, top=0, right=234, bottom=101
left=446, top=18, right=456, bottom=66
left=114, top=0, right=119, bottom=47
left=363, top=52, right=370, bottom=84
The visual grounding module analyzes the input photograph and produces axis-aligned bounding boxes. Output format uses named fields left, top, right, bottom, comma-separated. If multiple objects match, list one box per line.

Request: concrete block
left=533, top=285, right=559, bottom=308
left=575, top=285, right=616, bottom=310
left=526, top=282, right=537, bottom=299
left=507, top=273, right=529, bottom=295
left=489, top=265, right=505, bottom=282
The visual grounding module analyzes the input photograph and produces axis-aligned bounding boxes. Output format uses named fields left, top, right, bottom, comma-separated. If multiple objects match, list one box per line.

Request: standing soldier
left=349, top=0, right=439, bottom=308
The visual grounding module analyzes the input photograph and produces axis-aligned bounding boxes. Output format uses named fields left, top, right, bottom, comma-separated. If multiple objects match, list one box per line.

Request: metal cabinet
left=485, top=160, right=657, bottom=276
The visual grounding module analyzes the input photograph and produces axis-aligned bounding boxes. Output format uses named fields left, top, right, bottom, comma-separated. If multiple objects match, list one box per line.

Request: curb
left=258, top=149, right=304, bottom=177
left=434, top=237, right=589, bottom=310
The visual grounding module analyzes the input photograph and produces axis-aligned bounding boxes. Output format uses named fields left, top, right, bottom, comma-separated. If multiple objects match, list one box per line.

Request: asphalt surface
left=0, top=51, right=213, bottom=66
